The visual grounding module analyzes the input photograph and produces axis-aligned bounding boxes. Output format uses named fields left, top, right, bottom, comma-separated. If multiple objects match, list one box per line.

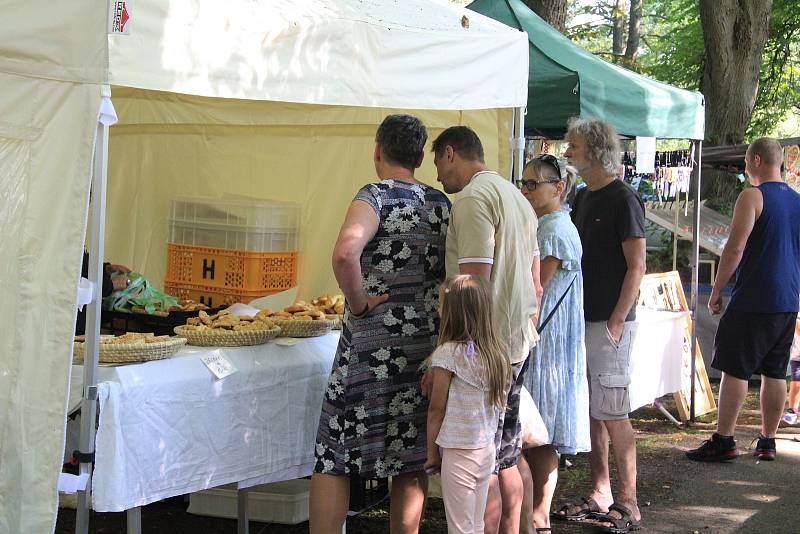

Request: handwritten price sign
left=200, top=350, right=237, bottom=380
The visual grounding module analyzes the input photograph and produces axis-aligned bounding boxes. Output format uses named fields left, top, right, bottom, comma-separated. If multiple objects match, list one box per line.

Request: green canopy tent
left=470, top=0, right=708, bottom=421
left=468, top=0, right=704, bottom=140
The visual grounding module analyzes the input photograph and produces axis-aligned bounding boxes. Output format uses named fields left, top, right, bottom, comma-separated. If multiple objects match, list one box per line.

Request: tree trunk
left=698, top=0, right=772, bottom=206
left=699, top=0, right=772, bottom=146
left=625, top=0, right=642, bottom=66
left=522, top=0, right=568, bottom=33
left=612, top=0, right=627, bottom=57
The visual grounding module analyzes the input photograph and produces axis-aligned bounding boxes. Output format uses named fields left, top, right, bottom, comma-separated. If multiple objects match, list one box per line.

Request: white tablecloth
left=69, top=334, right=338, bottom=512
left=628, top=308, right=689, bottom=411
left=68, top=309, right=686, bottom=512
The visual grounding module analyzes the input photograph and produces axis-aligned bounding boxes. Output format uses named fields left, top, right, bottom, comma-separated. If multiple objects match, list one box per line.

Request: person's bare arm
left=459, top=262, right=492, bottom=279
left=539, top=256, right=561, bottom=290
left=530, top=255, right=544, bottom=326
left=607, top=237, right=646, bottom=342
left=708, top=188, right=762, bottom=314
left=425, top=367, right=452, bottom=473
left=331, top=201, right=388, bottom=316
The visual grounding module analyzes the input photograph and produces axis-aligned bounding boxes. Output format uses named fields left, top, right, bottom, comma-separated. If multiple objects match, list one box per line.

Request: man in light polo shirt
left=432, top=125, right=541, bottom=534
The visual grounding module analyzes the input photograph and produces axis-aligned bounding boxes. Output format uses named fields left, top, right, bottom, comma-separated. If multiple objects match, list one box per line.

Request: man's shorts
left=494, top=358, right=529, bottom=473
left=711, top=309, right=797, bottom=380
left=790, top=361, right=800, bottom=382
left=585, top=321, right=637, bottom=421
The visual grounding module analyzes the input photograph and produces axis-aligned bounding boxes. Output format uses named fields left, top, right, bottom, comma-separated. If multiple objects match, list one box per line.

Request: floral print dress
left=314, top=180, right=450, bottom=478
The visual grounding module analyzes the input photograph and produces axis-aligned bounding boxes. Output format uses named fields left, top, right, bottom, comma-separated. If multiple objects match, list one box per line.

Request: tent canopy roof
left=106, top=0, right=528, bottom=109
left=468, top=0, right=705, bottom=140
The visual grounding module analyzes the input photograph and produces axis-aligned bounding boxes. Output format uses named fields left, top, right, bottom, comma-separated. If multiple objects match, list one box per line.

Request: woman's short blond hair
left=565, top=118, right=621, bottom=176
left=522, top=157, right=578, bottom=203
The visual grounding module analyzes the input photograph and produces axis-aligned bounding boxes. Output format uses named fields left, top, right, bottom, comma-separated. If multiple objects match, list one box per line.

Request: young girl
left=424, top=274, right=512, bottom=534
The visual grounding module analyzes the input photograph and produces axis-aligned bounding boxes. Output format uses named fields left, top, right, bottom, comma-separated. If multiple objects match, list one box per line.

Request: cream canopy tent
left=0, top=1, right=528, bottom=532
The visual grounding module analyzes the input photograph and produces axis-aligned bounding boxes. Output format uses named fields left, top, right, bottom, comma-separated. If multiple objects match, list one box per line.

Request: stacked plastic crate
left=164, top=197, right=300, bottom=308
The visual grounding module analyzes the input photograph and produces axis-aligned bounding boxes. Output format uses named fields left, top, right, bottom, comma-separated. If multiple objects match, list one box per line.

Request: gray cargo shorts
left=585, top=321, right=638, bottom=421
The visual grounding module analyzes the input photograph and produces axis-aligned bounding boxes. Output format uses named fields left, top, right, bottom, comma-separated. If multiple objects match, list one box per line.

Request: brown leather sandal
left=551, top=496, right=605, bottom=522
left=594, top=503, right=642, bottom=533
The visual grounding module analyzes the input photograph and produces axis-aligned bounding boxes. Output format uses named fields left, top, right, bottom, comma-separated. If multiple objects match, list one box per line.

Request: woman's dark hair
left=375, top=114, right=428, bottom=170
left=431, top=126, right=485, bottom=163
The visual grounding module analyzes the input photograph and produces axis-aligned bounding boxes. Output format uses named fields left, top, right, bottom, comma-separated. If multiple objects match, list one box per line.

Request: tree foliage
left=567, top=0, right=799, bottom=141
left=749, top=0, right=800, bottom=138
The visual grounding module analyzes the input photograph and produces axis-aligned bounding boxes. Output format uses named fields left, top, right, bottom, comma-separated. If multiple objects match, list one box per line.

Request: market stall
left=0, top=1, right=529, bottom=533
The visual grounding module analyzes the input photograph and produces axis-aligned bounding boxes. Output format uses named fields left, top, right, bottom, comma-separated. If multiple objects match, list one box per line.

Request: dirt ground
left=56, top=384, right=800, bottom=534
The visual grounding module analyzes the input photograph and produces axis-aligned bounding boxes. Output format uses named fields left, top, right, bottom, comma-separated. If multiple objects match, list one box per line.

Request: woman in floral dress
left=310, top=115, right=450, bottom=534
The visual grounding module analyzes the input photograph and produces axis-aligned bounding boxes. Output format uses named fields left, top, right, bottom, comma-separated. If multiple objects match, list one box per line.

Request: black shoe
left=754, top=435, right=776, bottom=461
left=686, top=433, right=738, bottom=462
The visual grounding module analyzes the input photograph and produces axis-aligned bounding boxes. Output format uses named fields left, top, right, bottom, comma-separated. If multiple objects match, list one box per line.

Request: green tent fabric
left=468, top=0, right=705, bottom=140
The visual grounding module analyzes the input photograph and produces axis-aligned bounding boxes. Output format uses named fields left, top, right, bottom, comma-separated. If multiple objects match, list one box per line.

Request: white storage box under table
left=188, top=480, right=310, bottom=525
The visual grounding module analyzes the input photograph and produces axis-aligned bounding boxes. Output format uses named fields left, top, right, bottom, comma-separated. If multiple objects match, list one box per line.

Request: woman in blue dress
left=519, top=155, right=589, bottom=533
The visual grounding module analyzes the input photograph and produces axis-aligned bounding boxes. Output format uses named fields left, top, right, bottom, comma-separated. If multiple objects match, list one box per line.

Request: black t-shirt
left=571, top=180, right=645, bottom=322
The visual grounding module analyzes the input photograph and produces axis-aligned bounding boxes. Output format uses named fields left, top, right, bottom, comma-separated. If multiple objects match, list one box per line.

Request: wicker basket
left=325, top=314, right=344, bottom=330
left=173, top=325, right=281, bottom=347
left=73, top=337, right=187, bottom=365
left=272, top=319, right=335, bottom=338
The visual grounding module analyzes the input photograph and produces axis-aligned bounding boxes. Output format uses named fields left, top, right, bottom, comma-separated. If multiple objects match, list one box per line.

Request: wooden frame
left=638, top=271, right=716, bottom=421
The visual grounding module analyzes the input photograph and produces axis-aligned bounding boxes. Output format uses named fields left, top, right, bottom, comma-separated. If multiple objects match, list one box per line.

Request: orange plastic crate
left=164, top=281, right=275, bottom=308
left=166, top=243, right=297, bottom=291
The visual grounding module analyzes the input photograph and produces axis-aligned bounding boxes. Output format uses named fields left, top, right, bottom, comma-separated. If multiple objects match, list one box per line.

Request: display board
left=638, top=271, right=716, bottom=420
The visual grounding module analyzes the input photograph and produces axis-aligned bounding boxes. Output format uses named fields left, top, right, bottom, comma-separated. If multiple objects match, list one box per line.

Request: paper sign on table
left=200, top=350, right=237, bottom=380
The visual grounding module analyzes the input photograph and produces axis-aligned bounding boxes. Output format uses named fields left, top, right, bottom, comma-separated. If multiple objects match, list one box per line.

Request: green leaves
left=566, top=0, right=798, bottom=141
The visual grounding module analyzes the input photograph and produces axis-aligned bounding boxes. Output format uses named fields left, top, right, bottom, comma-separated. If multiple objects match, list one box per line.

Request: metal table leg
left=126, top=507, right=141, bottom=534
left=237, top=488, right=250, bottom=534
left=654, top=398, right=682, bottom=426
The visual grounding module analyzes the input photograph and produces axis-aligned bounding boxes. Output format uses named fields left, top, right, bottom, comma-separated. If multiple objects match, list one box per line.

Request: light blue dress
left=525, top=208, right=590, bottom=455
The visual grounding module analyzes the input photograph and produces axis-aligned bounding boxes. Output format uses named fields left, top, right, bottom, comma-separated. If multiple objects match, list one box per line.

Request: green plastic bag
left=103, top=272, right=178, bottom=315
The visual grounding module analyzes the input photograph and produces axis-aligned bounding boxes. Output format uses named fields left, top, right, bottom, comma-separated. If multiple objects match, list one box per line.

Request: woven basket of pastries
left=173, top=309, right=281, bottom=347
left=311, top=294, right=345, bottom=330
left=259, top=303, right=336, bottom=337
left=73, top=332, right=187, bottom=365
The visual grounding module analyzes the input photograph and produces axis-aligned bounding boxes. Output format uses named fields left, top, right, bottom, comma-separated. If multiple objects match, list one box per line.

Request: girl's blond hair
left=434, top=274, right=511, bottom=408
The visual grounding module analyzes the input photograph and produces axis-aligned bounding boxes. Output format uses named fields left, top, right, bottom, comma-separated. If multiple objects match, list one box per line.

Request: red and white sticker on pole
left=109, top=0, right=133, bottom=35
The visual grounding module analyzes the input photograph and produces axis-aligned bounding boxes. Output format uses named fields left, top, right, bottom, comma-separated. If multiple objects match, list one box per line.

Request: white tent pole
left=514, top=106, right=525, bottom=184
left=75, top=84, right=111, bottom=534
left=689, top=140, right=702, bottom=422
left=508, top=108, right=517, bottom=180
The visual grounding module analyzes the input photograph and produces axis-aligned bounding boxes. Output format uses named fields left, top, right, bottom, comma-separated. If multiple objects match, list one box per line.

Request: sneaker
left=686, top=433, right=738, bottom=462
left=782, top=410, right=798, bottom=425
left=754, top=435, right=776, bottom=461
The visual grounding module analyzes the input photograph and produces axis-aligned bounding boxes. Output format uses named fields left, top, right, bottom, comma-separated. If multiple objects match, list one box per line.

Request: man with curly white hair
left=552, top=118, right=646, bottom=534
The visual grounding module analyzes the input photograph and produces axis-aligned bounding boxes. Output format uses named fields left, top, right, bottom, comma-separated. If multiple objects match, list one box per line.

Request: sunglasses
left=519, top=178, right=561, bottom=192
left=518, top=154, right=563, bottom=192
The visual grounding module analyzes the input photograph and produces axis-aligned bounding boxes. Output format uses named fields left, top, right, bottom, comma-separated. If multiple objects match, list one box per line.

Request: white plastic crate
left=171, top=196, right=300, bottom=230
left=169, top=220, right=299, bottom=251
left=187, top=479, right=309, bottom=525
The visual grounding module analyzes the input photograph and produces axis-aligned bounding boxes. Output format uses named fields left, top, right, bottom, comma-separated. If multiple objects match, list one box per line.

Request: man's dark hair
left=431, top=126, right=485, bottom=163
left=375, top=114, right=428, bottom=170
